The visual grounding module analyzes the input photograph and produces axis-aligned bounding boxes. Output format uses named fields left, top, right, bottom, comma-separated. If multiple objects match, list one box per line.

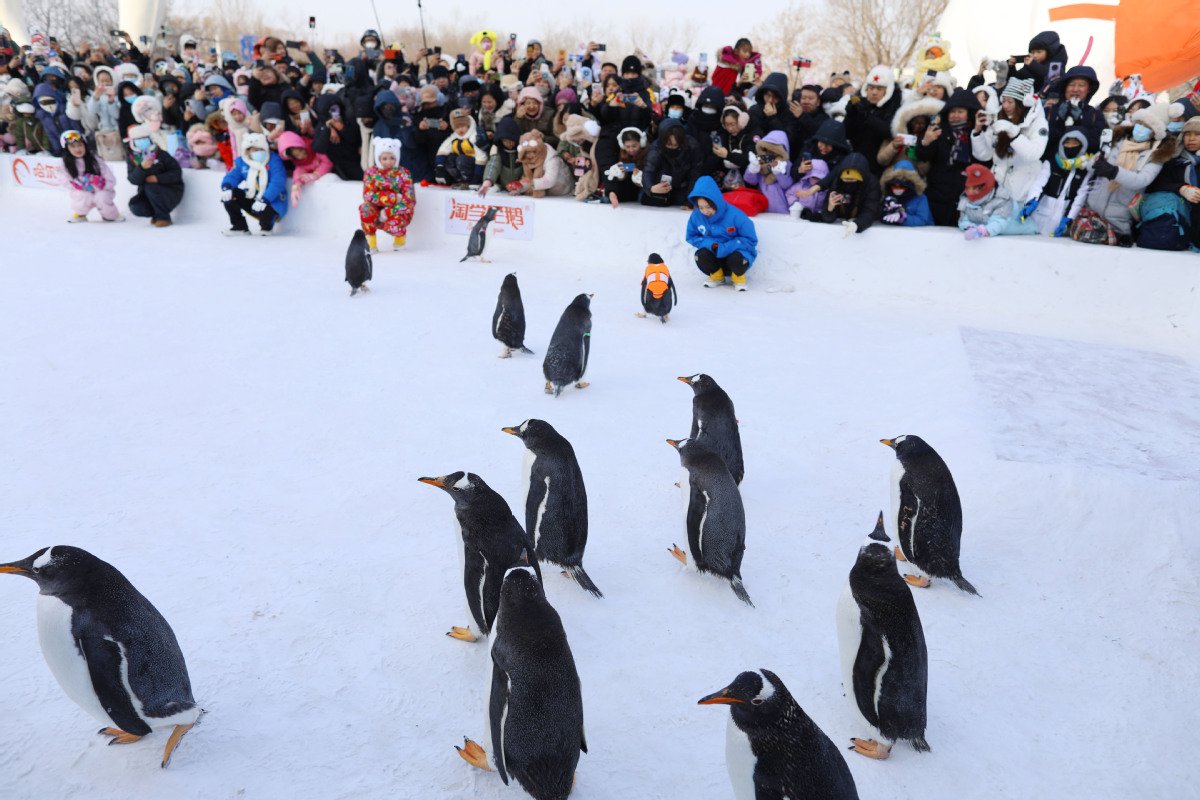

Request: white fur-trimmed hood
left=891, top=96, right=946, bottom=135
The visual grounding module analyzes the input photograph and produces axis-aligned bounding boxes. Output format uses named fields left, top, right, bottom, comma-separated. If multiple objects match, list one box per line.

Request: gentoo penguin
left=543, top=293, right=592, bottom=397
left=0, top=546, right=201, bottom=767
left=836, top=513, right=930, bottom=759
left=881, top=435, right=978, bottom=595
left=699, top=669, right=859, bottom=800
left=460, top=206, right=499, bottom=262
left=456, top=565, right=586, bottom=800
left=666, top=437, right=752, bottom=605
left=502, top=419, right=602, bottom=597
left=345, top=228, right=373, bottom=296
left=679, top=373, right=744, bottom=485
left=417, top=471, right=540, bottom=641
left=637, top=253, right=677, bottom=323
left=493, top=272, right=534, bottom=358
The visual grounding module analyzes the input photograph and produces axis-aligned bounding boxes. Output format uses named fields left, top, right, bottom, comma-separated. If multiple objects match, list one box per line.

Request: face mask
left=1167, top=120, right=1184, bottom=134
left=700, top=106, right=717, bottom=115
left=667, top=108, right=683, bottom=119
left=250, top=150, right=268, bottom=163
left=330, top=106, right=341, bottom=120
left=124, top=95, right=136, bottom=104
left=1131, top=123, right=1152, bottom=142
left=1105, top=111, right=1122, bottom=127
left=481, top=41, right=492, bottom=51
left=133, top=137, right=153, bottom=151
left=39, top=102, right=57, bottom=114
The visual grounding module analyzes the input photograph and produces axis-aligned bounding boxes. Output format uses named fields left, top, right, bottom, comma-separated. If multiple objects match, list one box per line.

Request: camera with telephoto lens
left=792, top=56, right=812, bottom=69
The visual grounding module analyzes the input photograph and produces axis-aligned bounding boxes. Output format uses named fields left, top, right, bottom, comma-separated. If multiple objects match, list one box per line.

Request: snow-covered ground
left=1, top=162, right=1197, bottom=799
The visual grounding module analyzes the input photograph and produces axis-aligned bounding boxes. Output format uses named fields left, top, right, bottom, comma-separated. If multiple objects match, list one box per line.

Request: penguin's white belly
left=483, top=605, right=507, bottom=772
left=835, top=581, right=874, bottom=735
left=452, top=517, right=475, bottom=628
left=888, top=460, right=903, bottom=541
left=37, top=593, right=114, bottom=727
left=678, top=468, right=697, bottom=572
left=519, top=449, right=535, bottom=521
left=724, top=716, right=757, bottom=800
left=532, top=476, right=551, bottom=553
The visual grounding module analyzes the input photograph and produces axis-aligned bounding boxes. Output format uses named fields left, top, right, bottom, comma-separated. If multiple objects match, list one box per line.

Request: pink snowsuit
left=57, top=157, right=120, bottom=220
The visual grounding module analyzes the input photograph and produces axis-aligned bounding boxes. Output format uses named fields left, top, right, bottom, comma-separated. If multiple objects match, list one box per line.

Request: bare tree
left=22, top=0, right=118, bottom=55
left=823, top=0, right=948, bottom=80
left=750, top=0, right=832, bottom=93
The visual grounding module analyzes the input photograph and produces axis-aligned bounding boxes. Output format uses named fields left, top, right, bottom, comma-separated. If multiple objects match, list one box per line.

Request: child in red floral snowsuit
left=359, top=137, right=416, bottom=252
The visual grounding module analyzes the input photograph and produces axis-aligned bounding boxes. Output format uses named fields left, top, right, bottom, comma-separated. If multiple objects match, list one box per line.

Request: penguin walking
left=417, top=471, right=540, bottom=642
left=543, top=293, right=592, bottom=397
left=460, top=206, right=499, bottom=262
left=699, top=669, right=859, bottom=800
left=345, top=228, right=373, bottom=296
left=679, top=374, right=744, bottom=485
left=836, top=513, right=930, bottom=759
left=637, top=253, right=677, bottom=323
left=666, top=437, right=752, bottom=605
left=494, top=273, right=534, bottom=358
left=456, top=565, right=586, bottom=799
left=0, top=546, right=202, bottom=767
left=881, top=435, right=978, bottom=595
left=502, top=419, right=602, bottom=597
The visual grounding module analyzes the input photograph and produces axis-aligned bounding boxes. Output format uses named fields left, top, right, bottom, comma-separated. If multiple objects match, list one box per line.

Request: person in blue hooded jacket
left=33, top=83, right=82, bottom=155
left=686, top=175, right=758, bottom=291
left=220, top=132, right=288, bottom=236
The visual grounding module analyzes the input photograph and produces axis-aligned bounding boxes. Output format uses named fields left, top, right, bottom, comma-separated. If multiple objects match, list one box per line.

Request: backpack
left=1136, top=192, right=1191, bottom=251
left=1069, top=207, right=1117, bottom=245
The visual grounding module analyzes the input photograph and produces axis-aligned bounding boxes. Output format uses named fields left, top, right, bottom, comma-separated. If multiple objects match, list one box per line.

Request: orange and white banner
left=443, top=192, right=534, bottom=240
left=6, top=154, right=64, bottom=190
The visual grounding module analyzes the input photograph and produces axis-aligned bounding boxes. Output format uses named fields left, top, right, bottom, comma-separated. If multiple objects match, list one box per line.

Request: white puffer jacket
left=971, top=100, right=1049, bottom=202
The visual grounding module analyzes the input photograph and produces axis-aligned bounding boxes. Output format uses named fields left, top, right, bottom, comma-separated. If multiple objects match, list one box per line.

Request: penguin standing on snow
left=881, top=435, right=978, bottom=595
left=345, top=228, right=373, bottom=296
left=637, top=253, right=677, bottom=323
left=666, top=437, right=752, bottom=605
left=493, top=273, right=534, bottom=358
left=0, top=546, right=202, bottom=767
left=418, top=472, right=540, bottom=642
left=461, top=206, right=500, bottom=262
left=679, top=373, right=744, bottom=485
left=699, top=669, right=859, bottom=800
left=502, top=419, right=602, bottom=597
left=543, top=293, right=592, bottom=397
left=456, top=565, right=586, bottom=800
left=836, top=513, right=930, bottom=759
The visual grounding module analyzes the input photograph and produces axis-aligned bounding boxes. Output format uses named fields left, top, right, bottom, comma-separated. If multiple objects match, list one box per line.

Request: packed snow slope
left=1, top=164, right=1198, bottom=799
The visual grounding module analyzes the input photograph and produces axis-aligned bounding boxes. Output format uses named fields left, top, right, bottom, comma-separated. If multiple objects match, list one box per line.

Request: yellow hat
left=470, top=30, right=498, bottom=46
left=840, top=168, right=863, bottom=182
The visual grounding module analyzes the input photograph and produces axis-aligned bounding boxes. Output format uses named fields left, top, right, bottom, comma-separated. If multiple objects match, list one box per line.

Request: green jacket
left=483, top=145, right=523, bottom=187
left=12, top=115, right=50, bottom=153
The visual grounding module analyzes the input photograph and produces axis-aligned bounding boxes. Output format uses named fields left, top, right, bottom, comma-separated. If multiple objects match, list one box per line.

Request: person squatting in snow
left=57, top=130, right=124, bottom=222
left=360, top=137, right=416, bottom=252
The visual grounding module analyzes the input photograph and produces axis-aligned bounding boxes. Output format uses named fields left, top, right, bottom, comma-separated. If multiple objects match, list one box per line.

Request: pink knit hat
left=554, top=87, right=578, bottom=106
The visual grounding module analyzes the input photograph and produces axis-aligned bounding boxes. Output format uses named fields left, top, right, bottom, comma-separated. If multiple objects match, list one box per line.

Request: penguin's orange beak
left=880, top=439, right=896, bottom=448
left=677, top=376, right=693, bottom=384
left=666, top=439, right=681, bottom=449
left=0, top=565, right=29, bottom=573
left=698, top=688, right=744, bottom=705
left=417, top=477, right=447, bottom=488
left=501, top=427, right=519, bottom=436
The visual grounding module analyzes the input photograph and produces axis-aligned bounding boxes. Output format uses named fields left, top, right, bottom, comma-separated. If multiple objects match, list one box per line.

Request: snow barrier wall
left=3, top=153, right=1196, bottom=357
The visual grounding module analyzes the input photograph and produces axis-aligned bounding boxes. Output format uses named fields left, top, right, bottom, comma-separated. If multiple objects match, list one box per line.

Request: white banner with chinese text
left=443, top=193, right=534, bottom=241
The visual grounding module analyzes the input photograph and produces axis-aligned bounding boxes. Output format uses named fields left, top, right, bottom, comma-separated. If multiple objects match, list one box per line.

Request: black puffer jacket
left=312, top=93, right=363, bottom=180
left=686, top=85, right=728, bottom=179
left=596, top=75, right=655, bottom=135
left=642, top=118, right=704, bottom=205
left=818, top=151, right=880, bottom=232
left=844, top=83, right=904, bottom=175
left=748, top=72, right=794, bottom=135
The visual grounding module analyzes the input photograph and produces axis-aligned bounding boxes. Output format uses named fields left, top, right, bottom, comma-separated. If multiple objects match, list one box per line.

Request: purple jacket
left=743, top=129, right=795, bottom=213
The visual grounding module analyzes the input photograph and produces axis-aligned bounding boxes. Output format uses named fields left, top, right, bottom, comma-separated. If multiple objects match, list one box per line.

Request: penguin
left=502, top=419, right=601, bottom=598
left=637, top=253, right=677, bottom=323
left=543, top=293, right=592, bottom=397
left=881, top=435, right=978, bottom=595
left=835, top=513, right=930, bottom=759
left=679, top=373, right=744, bottom=485
left=699, top=669, right=859, bottom=800
left=417, top=471, right=540, bottom=642
left=0, top=546, right=201, bottom=767
left=666, top=437, right=752, bottom=605
left=460, top=206, right=499, bottom=262
left=345, top=228, right=373, bottom=296
left=456, top=565, right=586, bottom=799
left=493, top=272, right=534, bottom=358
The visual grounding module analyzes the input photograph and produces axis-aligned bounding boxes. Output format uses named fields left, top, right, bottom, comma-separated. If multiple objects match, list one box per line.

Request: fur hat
left=241, top=131, right=269, bottom=158
left=861, top=65, right=896, bottom=106
left=3, top=79, right=30, bottom=99
left=891, top=95, right=945, bottom=135
left=126, top=123, right=153, bottom=143
left=1131, top=105, right=1167, bottom=140
left=499, top=74, right=522, bottom=92
left=881, top=158, right=927, bottom=195
left=1002, top=78, right=1037, bottom=107
left=15, top=102, right=35, bottom=114
left=923, top=70, right=955, bottom=95
left=721, top=105, right=750, bottom=130
left=1181, top=117, right=1200, bottom=136
left=131, top=94, right=162, bottom=122
left=563, top=114, right=600, bottom=144
left=373, top=136, right=401, bottom=168
left=114, top=62, right=141, bottom=85
left=962, top=164, right=995, bottom=202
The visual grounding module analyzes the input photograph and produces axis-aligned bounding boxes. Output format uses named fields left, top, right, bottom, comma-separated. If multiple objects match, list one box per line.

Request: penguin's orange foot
left=894, top=546, right=907, bottom=562
left=99, top=727, right=143, bottom=745
left=904, top=574, right=932, bottom=588
left=455, top=737, right=493, bottom=771
left=545, top=382, right=555, bottom=394
left=498, top=348, right=512, bottom=359
left=481, top=258, right=491, bottom=263
left=574, top=382, right=590, bottom=389
left=635, top=312, right=647, bottom=318
left=161, top=723, right=194, bottom=768
left=669, top=545, right=688, bottom=565
left=849, top=738, right=891, bottom=759
left=447, top=626, right=479, bottom=642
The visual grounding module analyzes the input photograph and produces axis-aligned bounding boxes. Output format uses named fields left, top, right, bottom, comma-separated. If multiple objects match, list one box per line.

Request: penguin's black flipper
left=851, top=622, right=886, bottom=729
left=80, top=634, right=153, bottom=737
left=951, top=575, right=980, bottom=596
left=463, top=550, right=488, bottom=635
left=488, top=660, right=511, bottom=785
left=563, top=565, right=603, bottom=599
